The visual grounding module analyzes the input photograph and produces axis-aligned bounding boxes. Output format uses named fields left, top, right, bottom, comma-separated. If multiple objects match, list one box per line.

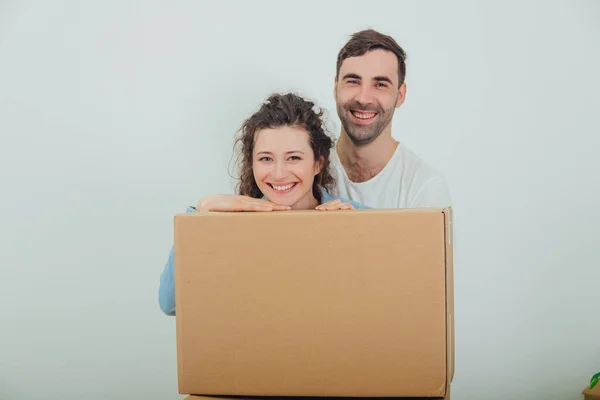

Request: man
left=330, top=29, right=451, bottom=208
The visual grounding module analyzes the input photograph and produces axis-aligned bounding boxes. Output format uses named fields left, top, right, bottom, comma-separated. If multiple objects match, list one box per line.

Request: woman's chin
left=268, top=195, right=298, bottom=207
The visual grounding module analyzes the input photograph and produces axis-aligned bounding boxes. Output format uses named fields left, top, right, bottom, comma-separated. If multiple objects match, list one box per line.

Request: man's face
left=334, top=49, right=406, bottom=146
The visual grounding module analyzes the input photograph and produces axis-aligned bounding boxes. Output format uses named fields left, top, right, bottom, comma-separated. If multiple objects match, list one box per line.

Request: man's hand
left=196, top=195, right=291, bottom=212
left=315, top=199, right=355, bottom=211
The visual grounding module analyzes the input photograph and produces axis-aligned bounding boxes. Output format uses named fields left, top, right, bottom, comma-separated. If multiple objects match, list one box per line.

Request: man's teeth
left=352, top=111, right=376, bottom=119
left=272, top=183, right=295, bottom=191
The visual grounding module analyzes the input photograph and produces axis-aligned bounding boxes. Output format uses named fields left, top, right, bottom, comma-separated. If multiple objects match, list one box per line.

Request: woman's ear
left=314, top=156, right=324, bottom=175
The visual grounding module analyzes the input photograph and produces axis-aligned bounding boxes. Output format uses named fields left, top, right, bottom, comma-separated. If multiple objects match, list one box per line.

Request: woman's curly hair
left=233, top=93, right=336, bottom=203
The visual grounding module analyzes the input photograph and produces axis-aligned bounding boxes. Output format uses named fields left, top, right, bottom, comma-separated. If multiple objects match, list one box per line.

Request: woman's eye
left=288, top=156, right=301, bottom=161
left=259, top=157, right=272, bottom=162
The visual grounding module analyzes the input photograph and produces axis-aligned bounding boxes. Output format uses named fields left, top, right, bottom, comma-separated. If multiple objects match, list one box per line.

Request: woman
left=159, top=92, right=369, bottom=315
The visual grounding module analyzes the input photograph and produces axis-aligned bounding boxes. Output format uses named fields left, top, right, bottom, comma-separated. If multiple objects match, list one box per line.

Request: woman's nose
left=271, top=161, right=287, bottom=180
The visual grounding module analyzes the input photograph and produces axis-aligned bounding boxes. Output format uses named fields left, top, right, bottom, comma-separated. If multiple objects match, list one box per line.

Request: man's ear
left=333, top=76, right=338, bottom=101
left=396, top=82, right=407, bottom=108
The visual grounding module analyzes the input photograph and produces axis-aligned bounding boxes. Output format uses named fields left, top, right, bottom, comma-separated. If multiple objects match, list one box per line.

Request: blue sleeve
left=158, top=246, right=176, bottom=316
left=347, top=198, right=371, bottom=209
left=158, top=206, right=197, bottom=316
left=335, top=196, right=372, bottom=209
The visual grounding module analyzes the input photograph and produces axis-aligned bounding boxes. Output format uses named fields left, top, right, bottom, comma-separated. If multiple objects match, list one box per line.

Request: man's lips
left=349, top=109, right=378, bottom=125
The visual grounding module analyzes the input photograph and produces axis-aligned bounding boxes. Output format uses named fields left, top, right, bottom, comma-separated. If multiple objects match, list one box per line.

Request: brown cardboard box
left=584, top=384, right=600, bottom=399
left=184, top=396, right=450, bottom=400
left=174, top=208, right=454, bottom=398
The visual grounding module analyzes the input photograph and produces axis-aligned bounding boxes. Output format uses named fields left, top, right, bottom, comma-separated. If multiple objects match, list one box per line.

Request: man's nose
left=355, top=84, right=373, bottom=106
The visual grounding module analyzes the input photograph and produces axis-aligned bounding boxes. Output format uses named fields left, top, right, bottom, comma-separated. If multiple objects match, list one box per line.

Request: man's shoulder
left=395, top=144, right=452, bottom=208
left=396, top=144, right=444, bottom=180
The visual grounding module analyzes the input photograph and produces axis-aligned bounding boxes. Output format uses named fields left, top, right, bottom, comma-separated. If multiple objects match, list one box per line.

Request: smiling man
left=331, top=29, right=451, bottom=209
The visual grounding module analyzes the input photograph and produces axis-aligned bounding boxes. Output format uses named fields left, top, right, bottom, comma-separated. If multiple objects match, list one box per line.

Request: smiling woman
left=157, top=92, right=371, bottom=316
left=251, top=125, right=323, bottom=210
left=196, top=92, right=369, bottom=212
left=234, top=93, right=344, bottom=211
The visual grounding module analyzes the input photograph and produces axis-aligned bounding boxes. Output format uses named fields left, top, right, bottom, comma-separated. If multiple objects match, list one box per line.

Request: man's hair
left=336, top=29, right=407, bottom=86
left=233, top=93, right=335, bottom=203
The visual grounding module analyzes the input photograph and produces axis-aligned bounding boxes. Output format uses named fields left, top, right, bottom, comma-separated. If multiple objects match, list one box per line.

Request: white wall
left=1, top=1, right=599, bottom=399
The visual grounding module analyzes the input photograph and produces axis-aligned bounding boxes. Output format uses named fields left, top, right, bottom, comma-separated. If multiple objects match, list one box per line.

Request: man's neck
left=336, top=129, right=399, bottom=183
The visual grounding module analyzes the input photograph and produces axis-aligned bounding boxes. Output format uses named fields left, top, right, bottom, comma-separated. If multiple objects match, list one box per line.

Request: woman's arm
left=158, top=246, right=177, bottom=316
left=158, top=206, right=197, bottom=316
left=158, top=197, right=290, bottom=316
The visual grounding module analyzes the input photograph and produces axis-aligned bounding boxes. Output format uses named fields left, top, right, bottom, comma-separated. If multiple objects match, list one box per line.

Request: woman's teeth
left=351, top=111, right=377, bottom=119
left=271, top=183, right=295, bottom=191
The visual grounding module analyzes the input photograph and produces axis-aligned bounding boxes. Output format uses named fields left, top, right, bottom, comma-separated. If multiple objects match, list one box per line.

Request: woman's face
left=252, top=126, right=322, bottom=210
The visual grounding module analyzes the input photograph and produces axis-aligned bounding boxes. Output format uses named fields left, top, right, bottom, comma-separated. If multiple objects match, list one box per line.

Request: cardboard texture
left=174, top=208, right=454, bottom=398
left=584, top=384, right=600, bottom=399
left=184, top=396, right=450, bottom=400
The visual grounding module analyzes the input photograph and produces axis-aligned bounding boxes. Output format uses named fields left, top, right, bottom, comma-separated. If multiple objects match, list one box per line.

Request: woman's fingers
left=198, top=195, right=291, bottom=212
left=315, top=200, right=340, bottom=210
left=253, top=199, right=291, bottom=211
left=271, top=204, right=292, bottom=211
left=240, top=198, right=290, bottom=212
left=316, top=200, right=354, bottom=211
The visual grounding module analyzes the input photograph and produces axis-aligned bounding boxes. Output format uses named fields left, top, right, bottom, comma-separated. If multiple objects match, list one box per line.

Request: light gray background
left=1, top=1, right=599, bottom=399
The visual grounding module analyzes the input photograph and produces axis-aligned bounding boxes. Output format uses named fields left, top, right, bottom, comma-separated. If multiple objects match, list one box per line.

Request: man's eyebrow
left=374, top=76, right=394, bottom=85
left=342, top=73, right=361, bottom=81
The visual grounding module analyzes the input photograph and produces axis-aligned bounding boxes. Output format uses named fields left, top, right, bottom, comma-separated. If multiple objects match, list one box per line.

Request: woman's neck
left=291, top=192, right=319, bottom=210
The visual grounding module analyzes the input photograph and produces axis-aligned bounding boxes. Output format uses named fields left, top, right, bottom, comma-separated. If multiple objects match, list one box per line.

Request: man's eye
left=376, top=82, right=388, bottom=88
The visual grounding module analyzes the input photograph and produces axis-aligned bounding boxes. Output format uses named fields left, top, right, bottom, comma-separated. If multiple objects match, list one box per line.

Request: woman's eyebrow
left=256, top=150, right=305, bottom=155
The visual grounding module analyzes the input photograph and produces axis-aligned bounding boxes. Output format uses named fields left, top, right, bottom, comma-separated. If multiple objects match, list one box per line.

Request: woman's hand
left=315, top=199, right=355, bottom=211
left=196, top=195, right=291, bottom=212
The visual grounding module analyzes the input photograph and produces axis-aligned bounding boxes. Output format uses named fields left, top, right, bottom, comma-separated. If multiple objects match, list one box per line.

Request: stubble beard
left=336, top=100, right=394, bottom=147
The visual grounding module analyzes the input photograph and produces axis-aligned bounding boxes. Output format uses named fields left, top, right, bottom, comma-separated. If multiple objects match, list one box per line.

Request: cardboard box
left=584, top=384, right=600, bottom=399
left=184, top=396, right=450, bottom=400
left=174, top=208, right=454, bottom=397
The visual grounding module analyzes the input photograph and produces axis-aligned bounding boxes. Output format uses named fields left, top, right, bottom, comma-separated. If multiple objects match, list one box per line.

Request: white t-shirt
left=331, top=143, right=452, bottom=209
